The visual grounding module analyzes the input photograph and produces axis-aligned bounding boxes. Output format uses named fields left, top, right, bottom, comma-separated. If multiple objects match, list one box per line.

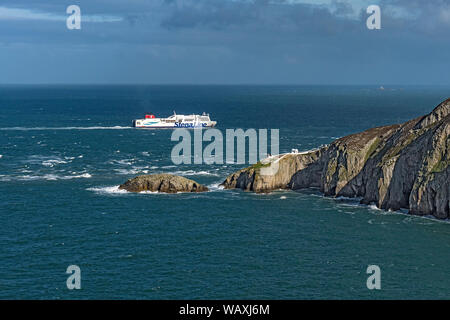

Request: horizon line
left=1, top=83, right=449, bottom=87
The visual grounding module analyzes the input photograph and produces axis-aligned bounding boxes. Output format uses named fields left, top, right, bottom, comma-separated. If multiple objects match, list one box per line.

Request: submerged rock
left=223, top=98, right=450, bottom=219
left=119, top=174, right=208, bottom=193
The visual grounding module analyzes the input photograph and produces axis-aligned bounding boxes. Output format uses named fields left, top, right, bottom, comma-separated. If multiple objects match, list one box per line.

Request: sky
left=0, top=0, right=449, bottom=85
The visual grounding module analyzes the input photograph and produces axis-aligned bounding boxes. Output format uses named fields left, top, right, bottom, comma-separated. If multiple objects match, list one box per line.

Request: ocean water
left=0, top=85, right=449, bottom=299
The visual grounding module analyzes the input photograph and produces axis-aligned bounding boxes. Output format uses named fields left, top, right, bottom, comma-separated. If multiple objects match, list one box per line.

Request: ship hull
left=133, top=113, right=217, bottom=129
left=134, top=124, right=216, bottom=129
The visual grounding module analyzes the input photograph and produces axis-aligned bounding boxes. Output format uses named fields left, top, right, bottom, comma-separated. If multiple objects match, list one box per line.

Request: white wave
left=114, top=168, right=141, bottom=175
left=368, top=204, right=382, bottom=211
left=87, top=185, right=128, bottom=195
left=110, top=159, right=135, bottom=166
left=113, top=164, right=158, bottom=175
left=0, top=126, right=131, bottom=131
left=117, top=160, right=134, bottom=166
left=88, top=185, right=159, bottom=195
left=24, top=155, right=70, bottom=166
left=335, top=196, right=363, bottom=202
left=0, top=175, right=11, bottom=182
left=16, top=173, right=92, bottom=181
left=207, top=183, right=224, bottom=191
left=42, top=159, right=69, bottom=167
left=280, top=196, right=287, bottom=199
left=0, top=155, right=2, bottom=159
left=72, top=173, right=92, bottom=179
left=171, top=170, right=219, bottom=176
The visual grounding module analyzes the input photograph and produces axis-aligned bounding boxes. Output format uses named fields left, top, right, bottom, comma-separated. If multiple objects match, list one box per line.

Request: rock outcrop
left=222, top=99, right=450, bottom=219
left=119, top=174, right=208, bottom=193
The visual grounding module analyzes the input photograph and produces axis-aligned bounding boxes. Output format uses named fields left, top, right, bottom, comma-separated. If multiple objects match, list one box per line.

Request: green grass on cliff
left=251, top=161, right=271, bottom=170
left=380, top=130, right=424, bottom=165
left=364, top=138, right=381, bottom=163
left=326, top=159, right=337, bottom=177
left=430, top=157, right=449, bottom=173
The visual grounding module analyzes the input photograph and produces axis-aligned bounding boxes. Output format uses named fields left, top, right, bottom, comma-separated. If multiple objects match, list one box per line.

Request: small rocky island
left=223, top=98, right=450, bottom=219
left=119, top=174, right=209, bottom=193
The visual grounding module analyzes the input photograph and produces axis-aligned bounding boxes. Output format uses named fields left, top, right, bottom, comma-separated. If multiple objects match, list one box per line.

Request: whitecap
left=17, top=175, right=51, bottom=181
left=172, top=170, right=219, bottom=176
left=114, top=168, right=140, bottom=175
left=88, top=185, right=160, bottom=195
left=111, top=159, right=136, bottom=166
left=16, top=173, right=92, bottom=181
left=42, top=159, right=69, bottom=167
left=87, top=185, right=128, bottom=195
left=208, top=183, right=225, bottom=191
left=280, top=196, right=287, bottom=199
left=72, top=173, right=92, bottom=179
left=368, top=204, right=382, bottom=211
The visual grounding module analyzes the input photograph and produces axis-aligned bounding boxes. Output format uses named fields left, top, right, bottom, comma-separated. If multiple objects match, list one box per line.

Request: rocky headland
left=119, top=174, right=209, bottom=193
left=222, top=99, right=450, bottom=219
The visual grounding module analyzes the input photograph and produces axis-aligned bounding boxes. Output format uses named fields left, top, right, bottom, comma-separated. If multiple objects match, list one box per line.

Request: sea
left=0, top=85, right=449, bottom=299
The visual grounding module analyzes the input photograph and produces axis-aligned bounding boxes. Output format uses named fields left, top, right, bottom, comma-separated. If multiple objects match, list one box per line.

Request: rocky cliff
left=120, top=174, right=208, bottom=193
left=222, top=99, right=450, bottom=219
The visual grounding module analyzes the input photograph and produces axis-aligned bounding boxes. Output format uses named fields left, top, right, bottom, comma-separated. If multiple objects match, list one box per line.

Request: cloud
left=379, top=0, right=450, bottom=32
left=0, top=0, right=450, bottom=84
left=159, top=0, right=362, bottom=36
left=156, top=0, right=450, bottom=45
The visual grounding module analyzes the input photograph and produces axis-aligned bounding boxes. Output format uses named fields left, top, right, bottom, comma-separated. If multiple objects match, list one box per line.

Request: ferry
left=133, top=112, right=217, bottom=129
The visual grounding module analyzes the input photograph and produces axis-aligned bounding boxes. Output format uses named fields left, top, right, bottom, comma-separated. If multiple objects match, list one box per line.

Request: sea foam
left=87, top=185, right=159, bottom=195
left=16, top=173, right=92, bottom=181
left=87, top=185, right=128, bottom=195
